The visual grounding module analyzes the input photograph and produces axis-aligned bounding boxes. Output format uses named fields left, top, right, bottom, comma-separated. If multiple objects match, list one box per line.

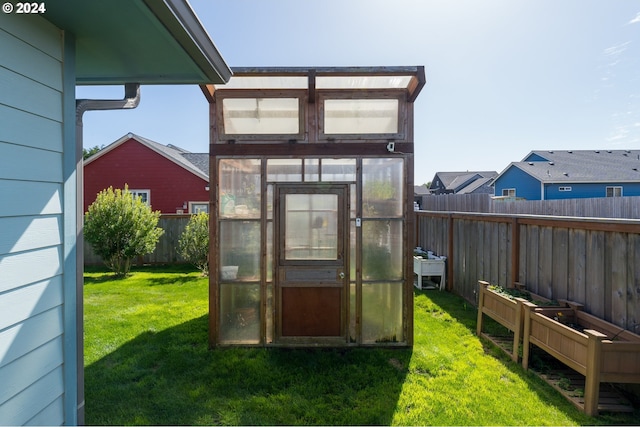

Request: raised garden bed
left=522, top=301, right=640, bottom=416
left=476, top=280, right=562, bottom=362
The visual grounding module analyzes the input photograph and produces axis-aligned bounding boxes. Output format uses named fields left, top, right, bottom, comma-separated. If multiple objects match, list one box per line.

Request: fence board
left=586, top=231, right=605, bottom=319
left=420, top=194, right=640, bottom=219
left=415, top=210, right=640, bottom=335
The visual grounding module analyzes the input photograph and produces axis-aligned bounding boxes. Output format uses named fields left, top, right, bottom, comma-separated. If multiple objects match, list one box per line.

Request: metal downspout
left=74, top=83, right=140, bottom=425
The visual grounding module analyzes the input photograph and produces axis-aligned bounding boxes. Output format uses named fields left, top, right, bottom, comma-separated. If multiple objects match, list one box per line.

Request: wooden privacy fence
left=416, top=210, right=640, bottom=333
left=420, top=194, right=640, bottom=219
left=84, top=215, right=191, bottom=265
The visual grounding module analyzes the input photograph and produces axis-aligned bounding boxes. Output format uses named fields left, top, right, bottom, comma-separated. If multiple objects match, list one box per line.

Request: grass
left=84, top=265, right=639, bottom=425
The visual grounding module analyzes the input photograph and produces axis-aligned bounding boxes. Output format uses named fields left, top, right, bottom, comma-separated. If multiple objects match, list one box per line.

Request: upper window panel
left=222, top=98, right=300, bottom=135
left=323, top=99, right=399, bottom=135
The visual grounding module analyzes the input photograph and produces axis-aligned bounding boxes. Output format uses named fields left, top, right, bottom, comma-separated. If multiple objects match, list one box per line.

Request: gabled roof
left=84, top=133, right=209, bottom=181
left=499, top=150, right=640, bottom=183
left=431, top=171, right=497, bottom=193
left=456, top=177, right=494, bottom=194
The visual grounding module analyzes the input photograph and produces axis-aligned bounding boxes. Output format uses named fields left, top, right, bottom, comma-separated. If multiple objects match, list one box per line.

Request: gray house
left=0, top=1, right=230, bottom=424
left=429, top=171, right=497, bottom=195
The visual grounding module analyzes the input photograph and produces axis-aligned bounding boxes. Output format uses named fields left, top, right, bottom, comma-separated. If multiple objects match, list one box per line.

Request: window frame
left=317, top=90, right=406, bottom=141
left=129, top=189, right=150, bottom=205
left=606, top=186, right=623, bottom=197
left=502, top=188, right=516, bottom=197
left=189, top=202, right=209, bottom=214
left=214, top=89, right=307, bottom=142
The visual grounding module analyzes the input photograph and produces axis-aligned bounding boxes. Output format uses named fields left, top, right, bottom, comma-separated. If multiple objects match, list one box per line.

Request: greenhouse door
left=275, top=184, right=349, bottom=344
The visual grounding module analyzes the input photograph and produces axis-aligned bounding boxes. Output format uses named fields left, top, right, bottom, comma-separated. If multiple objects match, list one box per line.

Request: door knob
left=339, top=272, right=345, bottom=279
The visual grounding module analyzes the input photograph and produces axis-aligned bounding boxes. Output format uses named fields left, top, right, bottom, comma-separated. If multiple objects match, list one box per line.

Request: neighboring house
left=84, top=133, right=210, bottom=214
left=494, top=150, right=640, bottom=200
left=429, top=171, right=497, bottom=195
left=0, top=1, right=230, bottom=425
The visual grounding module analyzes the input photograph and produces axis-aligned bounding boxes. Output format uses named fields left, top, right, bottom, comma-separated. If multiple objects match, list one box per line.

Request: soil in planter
left=488, top=285, right=559, bottom=306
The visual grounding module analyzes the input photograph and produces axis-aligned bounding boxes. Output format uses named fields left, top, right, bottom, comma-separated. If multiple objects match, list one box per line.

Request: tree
left=178, top=212, right=209, bottom=276
left=84, top=185, right=164, bottom=277
left=83, top=145, right=104, bottom=160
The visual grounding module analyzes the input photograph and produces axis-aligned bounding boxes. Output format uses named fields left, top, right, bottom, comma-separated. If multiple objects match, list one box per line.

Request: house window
left=189, top=202, right=209, bottom=214
left=130, top=189, right=150, bottom=205
left=559, top=186, right=572, bottom=192
left=606, top=186, right=623, bottom=197
left=502, top=188, right=516, bottom=197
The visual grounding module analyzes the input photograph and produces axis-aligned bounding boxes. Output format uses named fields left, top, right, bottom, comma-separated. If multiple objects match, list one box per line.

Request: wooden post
left=476, top=280, right=489, bottom=336
left=521, top=300, right=537, bottom=370
left=583, top=329, right=606, bottom=417
left=512, top=297, right=527, bottom=363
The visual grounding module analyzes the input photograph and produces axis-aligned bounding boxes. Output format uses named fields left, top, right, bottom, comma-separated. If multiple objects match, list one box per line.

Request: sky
left=76, top=0, right=640, bottom=186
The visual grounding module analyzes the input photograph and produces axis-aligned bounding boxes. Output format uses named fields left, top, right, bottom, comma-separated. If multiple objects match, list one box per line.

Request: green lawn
left=84, top=265, right=639, bottom=425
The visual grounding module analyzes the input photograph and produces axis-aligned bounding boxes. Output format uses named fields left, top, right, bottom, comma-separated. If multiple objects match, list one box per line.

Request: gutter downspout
left=74, top=83, right=141, bottom=424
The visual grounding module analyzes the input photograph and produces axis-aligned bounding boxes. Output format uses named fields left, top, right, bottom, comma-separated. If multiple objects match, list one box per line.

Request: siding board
left=0, top=366, right=64, bottom=426
left=0, top=307, right=63, bottom=369
left=0, top=143, right=63, bottom=182
left=0, top=338, right=63, bottom=405
left=0, top=215, right=62, bottom=256
left=0, top=277, right=63, bottom=331
left=0, top=247, right=63, bottom=293
left=0, top=181, right=62, bottom=216
left=0, top=28, right=63, bottom=91
left=0, top=104, right=62, bottom=152
left=0, top=14, right=62, bottom=60
left=0, top=67, right=62, bottom=122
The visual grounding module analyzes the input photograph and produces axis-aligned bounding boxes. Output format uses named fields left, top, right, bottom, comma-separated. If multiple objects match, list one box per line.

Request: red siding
left=84, top=138, right=209, bottom=213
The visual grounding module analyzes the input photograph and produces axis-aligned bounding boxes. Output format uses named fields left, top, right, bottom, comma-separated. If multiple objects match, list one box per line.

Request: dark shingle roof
left=511, top=150, right=640, bottom=182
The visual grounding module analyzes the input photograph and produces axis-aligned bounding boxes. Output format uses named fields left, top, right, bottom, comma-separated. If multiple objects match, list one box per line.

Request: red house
left=84, top=133, right=209, bottom=214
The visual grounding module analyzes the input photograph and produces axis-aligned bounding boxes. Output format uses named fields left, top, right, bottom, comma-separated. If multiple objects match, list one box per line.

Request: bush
left=84, top=185, right=164, bottom=277
left=178, top=212, right=209, bottom=276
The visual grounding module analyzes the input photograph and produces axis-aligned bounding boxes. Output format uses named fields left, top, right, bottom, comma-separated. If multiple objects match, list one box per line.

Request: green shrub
left=178, top=212, right=209, bottom=276
left=84, top=185, right=164, bottom=277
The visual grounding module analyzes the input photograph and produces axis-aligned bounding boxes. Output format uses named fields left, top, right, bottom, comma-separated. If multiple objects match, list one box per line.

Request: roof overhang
left=44, top=0, right=232, bottom=85
left=200, top=66, right=426, bottom=103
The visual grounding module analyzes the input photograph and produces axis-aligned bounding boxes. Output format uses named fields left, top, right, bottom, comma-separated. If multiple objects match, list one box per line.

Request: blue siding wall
left=0, top=13, right=71, bottom=426
left=544, top=182, right=640, bottom=199
left=522, top=153, right=549, bottom=162
left=494, top=166, right=541, bottom=200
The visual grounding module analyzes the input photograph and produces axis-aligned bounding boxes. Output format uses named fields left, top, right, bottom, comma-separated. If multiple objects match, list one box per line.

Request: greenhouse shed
left=202, top=66, right=425, bottom=347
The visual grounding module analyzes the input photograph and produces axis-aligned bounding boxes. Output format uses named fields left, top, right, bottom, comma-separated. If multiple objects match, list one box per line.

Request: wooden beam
left=199, top=84, right=215, bottom=103
left=209, top=142, right=414, bottom=157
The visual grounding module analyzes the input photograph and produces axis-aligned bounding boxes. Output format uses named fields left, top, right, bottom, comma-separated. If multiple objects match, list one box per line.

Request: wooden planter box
left=522, top=301, right=640, bottom=416
left=476, top=280, right=560, bottom=362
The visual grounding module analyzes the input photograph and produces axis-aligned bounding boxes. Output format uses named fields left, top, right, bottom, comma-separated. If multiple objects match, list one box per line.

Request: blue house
left=493, top=150, right=640, bottom=200
left=0, top=2, right=230, bottom=424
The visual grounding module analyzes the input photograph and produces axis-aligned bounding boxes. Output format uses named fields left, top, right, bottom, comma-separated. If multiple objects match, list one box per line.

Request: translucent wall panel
left=223, top=98, right=299, bottom=134
left=321, top=158, right=356, bottom=182
left=350, top=282, right=356, bottom=343
left=219, top=283, right=260, bottom=343
left=362, top=282, right=403, bottom=343
left=324, top=99, right=398, bottom=134
left=362, top=220, right=403, bottom=281
left=220, top=221, right=261, bottom=280
left=285, top=194, right=338, bottom=260
left=363, top=158, right=403, bottom=218
left=267, top=159, right=302, bottom=182
left=219, top=159, right=261, bottom=219
left=304, top=159, right=319, bottom=182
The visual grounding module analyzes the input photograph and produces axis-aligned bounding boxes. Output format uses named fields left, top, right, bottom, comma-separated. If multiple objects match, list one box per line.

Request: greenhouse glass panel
left=363, top=158, right=403, bottom=218
left=362, top=282, right=403, bottom=344
left=223, top=98, right=299, bottom=134
left=220, top=221, right=261, bottom=280
left=219, top=159, right=261, bottom=219
left=219, top=283, right=260, bottom=343
left=362, top=220, right=403, bottom=281
left=285, top=194, right=338, bottom=260
left=324, top=99, right=398, bottom=134
left=321, top=158, right=356, bottom=182
left=267, top=159, right=302, bottom=182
